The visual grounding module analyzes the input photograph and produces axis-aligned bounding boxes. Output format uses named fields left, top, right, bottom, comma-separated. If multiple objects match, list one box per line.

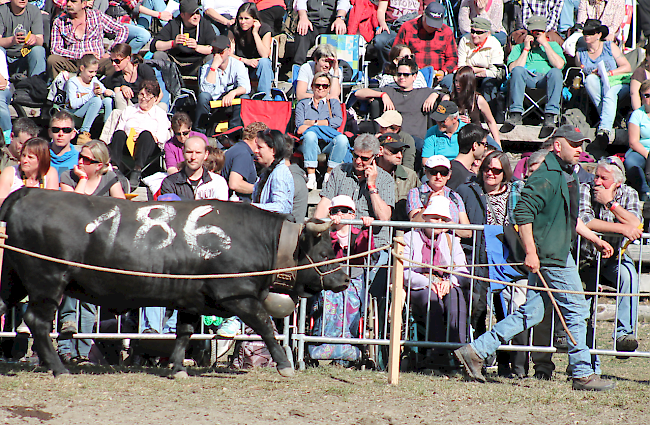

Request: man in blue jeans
left=500, top=15, right=565, bottom=139
left=454, top=125, right=617, bottom=391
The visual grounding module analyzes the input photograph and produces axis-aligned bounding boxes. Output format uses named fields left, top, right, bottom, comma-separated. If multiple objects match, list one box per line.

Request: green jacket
left=513, top=153, right=575, bottom=267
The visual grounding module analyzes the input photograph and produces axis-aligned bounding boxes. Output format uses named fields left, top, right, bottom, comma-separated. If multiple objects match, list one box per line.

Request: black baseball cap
left=552, top=124, right=590, bottom=143
left=212, top=35, right=230, bottom=52
left=379, top=133, right=407, bottom=150
left=180, top=0, right=200, bottom=15
left=430, top=100, right=459, bottom=121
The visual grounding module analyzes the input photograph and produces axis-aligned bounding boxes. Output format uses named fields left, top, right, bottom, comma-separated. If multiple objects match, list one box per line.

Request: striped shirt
left=321, top=163, right=395, bottom=247
left=522, top=0, right=563, bottom=32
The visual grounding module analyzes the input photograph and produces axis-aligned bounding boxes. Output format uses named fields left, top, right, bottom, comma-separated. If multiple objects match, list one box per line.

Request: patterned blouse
left=486, top=182, right=511, bottom=226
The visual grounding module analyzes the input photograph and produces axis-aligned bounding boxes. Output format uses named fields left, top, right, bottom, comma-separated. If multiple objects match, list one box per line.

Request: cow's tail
left=0, top=187, right=31, bottom=223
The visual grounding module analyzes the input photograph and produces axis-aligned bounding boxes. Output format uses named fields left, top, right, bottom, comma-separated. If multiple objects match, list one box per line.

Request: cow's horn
left=305, top=220, right=332, bottom=234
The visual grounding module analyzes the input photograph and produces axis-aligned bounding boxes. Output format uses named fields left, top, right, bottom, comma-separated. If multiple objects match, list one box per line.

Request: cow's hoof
left=277, top=367, right=295, bottom=377
left=170, top=370, right=189, bottom=380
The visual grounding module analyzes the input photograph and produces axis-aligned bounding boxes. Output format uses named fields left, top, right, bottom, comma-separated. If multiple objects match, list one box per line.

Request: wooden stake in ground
left=388, top=232, right=405, bottom=385
left=536, top=270, right=577, bottom=346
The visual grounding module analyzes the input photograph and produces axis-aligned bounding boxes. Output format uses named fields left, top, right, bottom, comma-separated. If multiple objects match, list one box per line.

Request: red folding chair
left=211, top=98, right=293, bottom=137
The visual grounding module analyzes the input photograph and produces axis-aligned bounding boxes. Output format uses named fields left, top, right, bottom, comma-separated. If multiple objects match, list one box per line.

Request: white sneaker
left=323, top=172, right=331, bottom=186
left=306, top=174, right=317, bottom=190
left=217, top=316, right=242, bottom=338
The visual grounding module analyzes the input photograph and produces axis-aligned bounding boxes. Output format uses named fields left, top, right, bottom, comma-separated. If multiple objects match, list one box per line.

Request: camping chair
left=210, top=98, right=293, bottom=138
left=316, top=34, right=369, bottom=95
left=145, top=59, right=197, bottom=117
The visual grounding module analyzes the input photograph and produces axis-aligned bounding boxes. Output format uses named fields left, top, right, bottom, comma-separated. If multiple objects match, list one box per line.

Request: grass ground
left=0, top=320, right=648, bottom=424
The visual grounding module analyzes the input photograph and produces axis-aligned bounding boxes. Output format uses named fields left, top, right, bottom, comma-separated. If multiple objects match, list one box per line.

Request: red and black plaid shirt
left=394, top=18, right=458, bottom=74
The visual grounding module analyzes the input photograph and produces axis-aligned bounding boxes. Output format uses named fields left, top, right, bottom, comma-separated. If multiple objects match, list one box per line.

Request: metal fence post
left=388, top=231, right=405, bottom=385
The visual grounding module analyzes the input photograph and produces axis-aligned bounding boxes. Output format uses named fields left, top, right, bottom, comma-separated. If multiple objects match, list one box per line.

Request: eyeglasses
left=80, top=154, right=102, bottom=165
left=425, top=167, right=450, bottom=177
left=483, top=167, right=504, bottom=175
left=51, top=126, right=74, bottom=134
left=470, top=29, right=487, bottom=34
left=111, top=57, right=125, bottom=64
left=138, top=92, right=155, bottom=101
left=330, top=206, right=354, bottom=215
left=396, top=72, right=414, bottom=77
left=313, top=83, right=330, bottom=89
left=352, top=152, right=375, bottom=162
left=174, top=130, right=191, bottom=137
left=643, top=93, right=650, bottom=99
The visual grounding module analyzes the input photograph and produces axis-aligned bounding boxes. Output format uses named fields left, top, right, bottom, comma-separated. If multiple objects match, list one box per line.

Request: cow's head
left=295, top=219, right=350, bottom=297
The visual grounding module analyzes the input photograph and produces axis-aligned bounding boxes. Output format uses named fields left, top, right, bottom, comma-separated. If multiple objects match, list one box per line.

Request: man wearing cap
left=393, top=2, right=457, bottom=86
left=48, top=0, right=128, bottom=78
left=356, top=57, right=438, bottom=150
left=293, top=0, right=351, bottom=65
left=457, top=17, right=505, bottom=105
left=500, top=15, right=566, bottom=139
left=160, top=136, right=229, bottom=201
left=422, top=100, right=466, bottom=163
left=374, top=110, right=416, bottom=171
left=376, top=133, right=419, bottom=221
left=447, top=123, right=488, bottom=190
left=579, top=157, right=642, bottom=355
left=151, top=0, right=217, bottom=76
left=454, top=125, right=618, bottom=391
left=195, top=35, right=251, bottom=132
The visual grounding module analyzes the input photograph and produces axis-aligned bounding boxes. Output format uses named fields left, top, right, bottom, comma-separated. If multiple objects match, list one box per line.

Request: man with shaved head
left=159, top=136, right=228, bottom=201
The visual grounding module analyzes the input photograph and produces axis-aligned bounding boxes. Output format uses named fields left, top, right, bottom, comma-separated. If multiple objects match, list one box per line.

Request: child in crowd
left=65, top=54, right=114, bottom=143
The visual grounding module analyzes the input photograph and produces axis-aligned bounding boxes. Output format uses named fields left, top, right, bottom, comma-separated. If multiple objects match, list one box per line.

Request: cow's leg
left=169, top=311, right=196, bottom=379
left=24, top=299, right=69, bottom=376
left=229, top=298, right=293, bottom=377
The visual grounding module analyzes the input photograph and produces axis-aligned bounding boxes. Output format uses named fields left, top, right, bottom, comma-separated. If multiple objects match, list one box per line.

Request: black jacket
left=160, top=168, right=214, bottom=201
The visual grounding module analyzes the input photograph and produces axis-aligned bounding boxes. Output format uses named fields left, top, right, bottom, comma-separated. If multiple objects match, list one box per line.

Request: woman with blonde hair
left=60, top=140, right=126, bottom=198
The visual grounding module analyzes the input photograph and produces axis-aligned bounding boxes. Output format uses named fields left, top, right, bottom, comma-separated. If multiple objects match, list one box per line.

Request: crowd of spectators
left=0, top=0, right=648, bottom=385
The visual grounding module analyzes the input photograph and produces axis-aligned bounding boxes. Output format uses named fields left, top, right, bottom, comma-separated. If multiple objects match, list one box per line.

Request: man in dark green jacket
left=454, top=125, right=617, bottom=391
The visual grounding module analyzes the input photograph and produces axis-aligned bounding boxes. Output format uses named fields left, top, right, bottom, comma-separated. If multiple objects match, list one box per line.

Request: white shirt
left=294, top=0, right=350, bottom=12
left=116, top=104, right=172, bottom=150
left=202, top=0, right=243, bottom=17
left=195, top=171, right=229, bottom=201
left=457, top=34, right=504, bottom=78
left=199, top=57, right=251, bottom=100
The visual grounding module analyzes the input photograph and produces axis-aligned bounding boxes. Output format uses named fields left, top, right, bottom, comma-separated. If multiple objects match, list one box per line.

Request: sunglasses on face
left=111, top=57, right=125, bottom=64
left=425, top=167, right=450, bottom=177
left=470, top=29, right=487, bottom=34
left=398, top=54, right=413, bottom=60
left=384, top=146, right=403, bottom=155
left=483, top=167, right=504, bottom=175
left=583, top=30, right=598, bottom=36
left=313, top=83, right=330, bottom=89
left=643, top=93, right=650, bottom=99
left=330, top=206, right=354, bottom=214
left=51, top=126, right=74, bottom=134
left=396, top=72, right=414, bottom=77
left=174, top=130, right=191, bottom=137
left=80, top=154, right=101, bottom=165
left=352, top=152, right=375, bottom=162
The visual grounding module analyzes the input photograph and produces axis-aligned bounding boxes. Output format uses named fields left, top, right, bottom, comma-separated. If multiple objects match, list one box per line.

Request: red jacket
left=347, top=0, right=378, bottom=43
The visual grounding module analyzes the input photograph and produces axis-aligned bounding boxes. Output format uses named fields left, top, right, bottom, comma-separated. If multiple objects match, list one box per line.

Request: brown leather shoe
left=454, top=344, right=486, bottom=383
left=572, top=374, right=616, bottom=391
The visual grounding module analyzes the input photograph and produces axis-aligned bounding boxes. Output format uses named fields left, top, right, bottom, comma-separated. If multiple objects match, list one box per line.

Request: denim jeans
left=624, top=149, right=650, bottom=194
left=471, top=255, right=594, bottom=379
left=140, top=307, right=177, bottom=333
left=584, top=75, right=629, bottom=132
left=126, top=23, right=151, bottom=53
left=559, top=0, right=581, bottom=33
left=509, top=66, right=563, bottom=115
left=300, top=130, right=350, bottom=168
left=71, top=96, right=113, bottom=133
left=582, top=255, right=639, bottom=339
left=0, top=87, right=12, bottom=134
left=2, top=45, right=46, bottom=77
left=58, top=296, right=97, bottom=358
left=373, top=29, right=397, bottom=69
left=137, top=0, right=167, bottom=29
left=252, top=57, right=273, bottom=100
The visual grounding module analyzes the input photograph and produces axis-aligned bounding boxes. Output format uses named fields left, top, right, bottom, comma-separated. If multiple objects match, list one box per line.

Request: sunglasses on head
left=470, top=29, right=487, bottom=34
left=51, top=126, right=74, bottom=134
left=313, top=83, right=330, bottom=89
left=330, top=206, right=354, bottom=214
left=352, top=152, right=375, bottom=162
left=396, top=72, right=414, bottom=77
left=425, top=167, right=450, bottom=177
left=174, top=130, right=191, bottom=137
left=484, top=167, right=504, bottom=175
left=80, top=154, right=101, bottom=165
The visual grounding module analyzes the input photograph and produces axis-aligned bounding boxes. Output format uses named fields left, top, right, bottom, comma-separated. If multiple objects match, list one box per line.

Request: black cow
left=0, top=189, right=349, bottom=377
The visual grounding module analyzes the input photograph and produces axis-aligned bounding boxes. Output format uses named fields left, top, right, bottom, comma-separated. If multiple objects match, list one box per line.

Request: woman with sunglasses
left=163, top=112, right=209, bottom=174
left=575, top=19, right=631, bottom=143
left=630, top=49, right=650, bottom=111
left=0, top=137, right=59, bottom=204
left=227, top=3, right=273, bottom=100
left=406, top=155, right=472, bottom=238
left=624, top=79, right=650, bottom=200
left=295, top=72, right=350, bottom=190
left=105, top=43, right=157, bottom=111
left=444, top=66, right=501, bottom=149
left=110, top=79, right=171, bottom=189
left=252, top=129, right=294, bottom=214
left=378, top=44, right=427, bottom=89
